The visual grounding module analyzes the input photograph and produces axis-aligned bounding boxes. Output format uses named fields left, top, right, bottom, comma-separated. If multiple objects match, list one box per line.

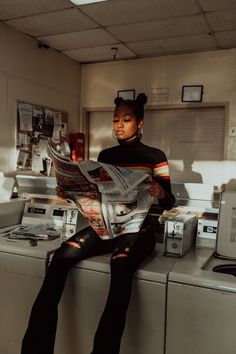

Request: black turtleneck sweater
left=98, top=138, right=175, bottom=211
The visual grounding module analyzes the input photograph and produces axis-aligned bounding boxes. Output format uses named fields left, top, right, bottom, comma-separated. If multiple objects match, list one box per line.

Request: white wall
left=1, top=17, right=236, bottom=188
left=81, top=49, right=236, bottom=189
left=0, top=22, right=81, bottom=173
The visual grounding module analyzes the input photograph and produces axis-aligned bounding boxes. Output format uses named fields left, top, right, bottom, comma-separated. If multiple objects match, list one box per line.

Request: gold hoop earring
left=138, top=128, right=143, bottom=139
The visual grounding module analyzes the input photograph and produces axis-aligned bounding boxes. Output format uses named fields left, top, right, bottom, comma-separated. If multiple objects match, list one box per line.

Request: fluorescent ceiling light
left=70, top=0, right=108, bottom=5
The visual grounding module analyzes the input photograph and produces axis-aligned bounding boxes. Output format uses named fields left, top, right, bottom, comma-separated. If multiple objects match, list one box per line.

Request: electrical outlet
left=229, top=127, right=236, bottom=137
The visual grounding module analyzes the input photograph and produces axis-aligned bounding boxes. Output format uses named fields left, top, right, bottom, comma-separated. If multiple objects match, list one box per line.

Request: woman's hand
left=147, top=182, right=166, bottom=199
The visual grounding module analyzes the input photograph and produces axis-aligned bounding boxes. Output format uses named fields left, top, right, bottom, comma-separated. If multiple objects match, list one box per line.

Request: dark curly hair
left=114, top=93, right=147, bottom=122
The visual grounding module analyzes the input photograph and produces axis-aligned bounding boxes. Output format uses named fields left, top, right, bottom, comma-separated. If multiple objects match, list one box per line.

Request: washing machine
left=54, top=201, right=200, bottom=354
left=166, top=191, right=236, bottom=354
left=0, top=179, right=209, bottom=354
left=55, top=248, right=179, bottom=354
left=54, top=183, right=211, bottom=354
left=0, top=181, right=178, bottom=354
left=0, top=210, right=62, bottom=354
left=0, top=176, right=88, bottom=354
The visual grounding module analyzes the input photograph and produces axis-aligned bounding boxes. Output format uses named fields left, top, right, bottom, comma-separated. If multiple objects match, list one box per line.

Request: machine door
left=0, top=252, right=46, bottom=353
left=166, top=281, right=236, bottom=354
left=56, top=267, right=166, bottom=354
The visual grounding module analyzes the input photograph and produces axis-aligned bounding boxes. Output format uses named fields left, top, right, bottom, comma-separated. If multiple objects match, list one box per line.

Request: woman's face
left=113, top=105, right=143, bottom=141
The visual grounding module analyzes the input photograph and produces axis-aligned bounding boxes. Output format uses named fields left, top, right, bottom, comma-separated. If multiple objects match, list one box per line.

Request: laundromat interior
left=1, top=1, right=236, bottom=354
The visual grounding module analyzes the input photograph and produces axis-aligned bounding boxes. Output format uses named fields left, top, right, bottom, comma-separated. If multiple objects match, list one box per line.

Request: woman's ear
left=138, top=120, right=143, bottom=129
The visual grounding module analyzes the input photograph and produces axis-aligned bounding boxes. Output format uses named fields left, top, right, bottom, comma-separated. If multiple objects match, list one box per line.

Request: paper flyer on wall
left=48, top=140, right=153, bottom=240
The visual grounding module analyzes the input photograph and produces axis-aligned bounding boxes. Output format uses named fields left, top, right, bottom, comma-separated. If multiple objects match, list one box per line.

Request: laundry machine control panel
left=7, top=202, right=81, bottom=240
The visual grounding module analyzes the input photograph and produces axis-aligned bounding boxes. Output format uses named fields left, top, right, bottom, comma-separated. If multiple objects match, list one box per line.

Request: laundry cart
left=55, top=251, right=178, bottom=354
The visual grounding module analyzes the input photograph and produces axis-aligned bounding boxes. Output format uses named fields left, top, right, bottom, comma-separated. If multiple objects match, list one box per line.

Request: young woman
left=21, top=93, right=175, bottom=354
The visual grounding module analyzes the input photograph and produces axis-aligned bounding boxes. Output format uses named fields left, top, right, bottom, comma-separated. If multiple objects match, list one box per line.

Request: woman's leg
left=21, top=226, right=104, bottom=354
left=91, top=224, right=156, bottom=354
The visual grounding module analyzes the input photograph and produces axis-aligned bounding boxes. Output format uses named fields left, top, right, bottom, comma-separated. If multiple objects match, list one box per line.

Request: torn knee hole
left=66, top=241, right=81, bottom=249
left=112, top=253, right=129, bottom=260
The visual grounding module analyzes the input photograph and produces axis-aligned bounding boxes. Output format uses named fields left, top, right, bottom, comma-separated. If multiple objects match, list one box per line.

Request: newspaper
left=6, top=224, right=61, bottom=241
left=48, top=140, right=154, bottom=240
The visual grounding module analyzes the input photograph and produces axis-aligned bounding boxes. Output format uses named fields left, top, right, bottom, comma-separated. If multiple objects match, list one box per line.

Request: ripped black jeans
left=21, top=220, right=156, bottom=354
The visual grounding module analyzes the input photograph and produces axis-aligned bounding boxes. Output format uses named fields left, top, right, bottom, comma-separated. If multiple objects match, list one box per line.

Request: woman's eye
left=113, top=114, right=133, bottom=123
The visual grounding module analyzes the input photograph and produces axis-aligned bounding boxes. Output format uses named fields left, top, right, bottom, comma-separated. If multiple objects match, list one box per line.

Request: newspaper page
left=48, top=140, right=153, bottom=240
left=6, top=224, right=61, bottom=241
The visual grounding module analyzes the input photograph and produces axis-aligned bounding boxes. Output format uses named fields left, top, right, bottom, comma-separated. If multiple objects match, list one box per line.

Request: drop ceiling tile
left=0, top=0, right=72, bottom=20
left=215, top=30, right=236, bottom=47
left=127, top=34, right=218, bottom=56
left=5, top=8, right=98, bottom=37
left=206, top=9, right=236, bottom=32
left=63, top=44, right=137, bottom=63
left=198, top=0, right=236, bottom=12
left=80, top=0, right=200, bottom=26
left=1, top=0, right=236, bottom=64
left=38, top=28, right=118, bottom=50
left=108, top=14, right=209, bottom=43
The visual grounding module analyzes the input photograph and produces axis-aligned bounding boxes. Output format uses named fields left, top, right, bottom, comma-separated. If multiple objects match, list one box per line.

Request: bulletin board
left=16, top=101, right=68, bottom=173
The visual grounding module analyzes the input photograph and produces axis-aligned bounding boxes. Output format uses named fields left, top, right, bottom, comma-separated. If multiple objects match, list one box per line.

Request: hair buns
left=135, top=93, right=147, bottom=106
left=114, top=97, right=124, bottom=106
left=114, top=93, right=147, bottom=107
left=113, top=92, right=147, bottom=121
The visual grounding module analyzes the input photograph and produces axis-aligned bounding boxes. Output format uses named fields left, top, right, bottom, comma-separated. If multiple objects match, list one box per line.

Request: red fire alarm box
left=69, top=132, right=85, bottom=162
